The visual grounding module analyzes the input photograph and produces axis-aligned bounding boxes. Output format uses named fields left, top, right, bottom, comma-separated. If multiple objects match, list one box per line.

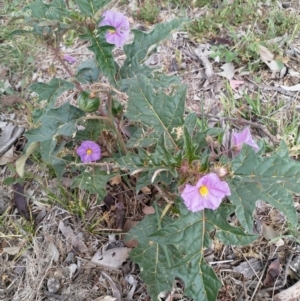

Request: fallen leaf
left=125, top=274, right=138, bottom=301
left=274, top=280, right=300, bottom=301
left=58, top=221, right=88, bottom=253
left=258, top=45, right=274, bottom=61
left=263, top=258, right=281, bottom=287
left=110, top=175, right=122, bottom=185
left=262, top=223, right=280, bottom=240
left=279, top=84, right=300, bottom=92
left=102, top=272, right=121, bottom=301
left=0, top=95, right=25, bottom=106
left=122, top=219, right=139, bottom=233
left=218, top=63, right=235, bottom=80
left=49, top=242, right=60, bottom=263
left=3, top=246, right=21, bottom=255
left=141, top=186, right=151, bottom=194
left=142, top=205, right=155, bottom=215
left=103, top=194, right=115, bottom=210
left=0, top=146, right=15, bottom=165
left=90, top=245, right=131, bottom=270
left=16, top=142, right=39, bottom=177
left=263, top=59, right=284, bottom=72
left=13, top=183, right=30, bottom=220
left=92, top=296, right=116, bottom=301
left=229, top=79, right=245, bottom=91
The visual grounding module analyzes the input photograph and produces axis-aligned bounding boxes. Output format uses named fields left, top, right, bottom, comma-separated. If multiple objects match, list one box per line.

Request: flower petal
left=181, top=173, right=231, bottom=212
left=232, top=127, right=259, bottom=153
left=99, top=10, right=130, bottom=47
left=76, top=141, right=101, bottom=163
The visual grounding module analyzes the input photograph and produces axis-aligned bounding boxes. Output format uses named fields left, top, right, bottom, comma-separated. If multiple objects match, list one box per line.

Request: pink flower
left=232, top=127, right=259, bottom=154
left=181, top=173, right=231, bottom=212
left=99, top=10, right=130, bottom=47
left=76, top=141, right=101, bottom=163
left=63, top=54, right=77, bottom=64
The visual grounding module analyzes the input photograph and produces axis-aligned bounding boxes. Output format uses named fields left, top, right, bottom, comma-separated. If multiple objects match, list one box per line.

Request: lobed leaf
left=79, top=27, right=116, bottom=85
left=76, top=59, right=101, bottom=84
left=125, top=213, right=182, bottom=301
left=29, top=78, right=74, bottom=109
left=124, top=73, right=186, bottom=150
left=123, top=18, right=189, bottom=64
left=72, top=167, right=116, bottom=199
left=228, top=144, right=299, bottom=233
left=74, top=0, right=111, bottom=16
left=23, top=0, right=67, bottom=20
left=150, top=203, right=256, bottom=300
left=24, top=103, right=84, bottom=178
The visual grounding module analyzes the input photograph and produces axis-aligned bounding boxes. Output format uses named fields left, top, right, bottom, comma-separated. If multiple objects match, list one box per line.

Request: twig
left=92, top=83, right=128, bottom=99
left=250, top=259, right=269, bottom=301
left=214, top=116, right=280, bottom=145
left=246, top=77, right=297, bottom=98
left=50, top=45, right=83, bottom=92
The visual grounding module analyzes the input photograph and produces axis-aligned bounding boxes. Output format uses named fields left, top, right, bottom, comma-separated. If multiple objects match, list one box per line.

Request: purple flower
left=76, top=141, right=101, bottom=163
left=232, top=127, right=259, bottom=154
left=99, top=10, right=130, bottom=47
left=181, top=173, right=231, bottom=212
left=63, top=54, right=77, bottom=64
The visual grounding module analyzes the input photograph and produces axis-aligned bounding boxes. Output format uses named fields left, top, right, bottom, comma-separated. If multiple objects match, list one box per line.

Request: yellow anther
left=199, top=185, right=209, bottom=197
left=86, top=149, right=92, bottom=155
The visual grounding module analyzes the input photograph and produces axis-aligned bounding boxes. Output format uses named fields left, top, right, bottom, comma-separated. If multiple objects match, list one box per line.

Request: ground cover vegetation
left=1, top=0, right=300, bottom=300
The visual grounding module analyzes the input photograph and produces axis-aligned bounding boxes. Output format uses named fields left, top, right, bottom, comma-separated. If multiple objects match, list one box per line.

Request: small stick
left=215, top=116, right=280, bottom=145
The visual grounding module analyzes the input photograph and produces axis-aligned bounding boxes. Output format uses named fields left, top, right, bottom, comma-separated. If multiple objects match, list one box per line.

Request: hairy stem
left=106, top=93, right=128, bottom=155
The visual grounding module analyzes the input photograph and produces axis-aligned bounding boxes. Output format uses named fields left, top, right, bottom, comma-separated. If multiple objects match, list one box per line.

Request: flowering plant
left=14, top=1, right=300, bottom=300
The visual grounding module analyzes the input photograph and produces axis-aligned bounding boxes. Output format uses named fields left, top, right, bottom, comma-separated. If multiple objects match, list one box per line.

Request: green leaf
left=79, top=27, right=116, bottom=84
left=151, top=203, right=256, bottom=301
left=228, top=144, right=299, bottom=233
left=29, top=78, right=74, bottom=109
left=23, top=0, right=67, bottom=20
left=119, top=136, right=179, bottom=192
left=75, top=120, right=106, bottom=141
left=124, top=73, right=186, bottom=149
left=24, top=103, right=84, bottom=178
left=72, top=167, right=116, bottom=199
left=125, top=213, right=182, bottom=301
left=126, top=127, right=158, bottom=148
left=76, top=59, right=101, bottom=83
left=16, top=142, right=39, bottom=177
left=74, top=0, right=110, bottom=16
left=25, top=102, right=84, bottom=146
left=40, top=139, right=67, bottom=178
left=183, top=126, right=199, bottom=163
left=123, top=18, right=189, bottom=63
left=120, top=55, right=179, bottom=89
left=184, top=112, right=197, bottom=135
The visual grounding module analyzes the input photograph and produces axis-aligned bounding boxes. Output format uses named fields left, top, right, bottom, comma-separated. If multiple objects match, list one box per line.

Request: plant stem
left=50, top=45, right=83, bottom=92
left=154, top=202, right=171, bottom=267
left=106, top=93, right=128, bottom=155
